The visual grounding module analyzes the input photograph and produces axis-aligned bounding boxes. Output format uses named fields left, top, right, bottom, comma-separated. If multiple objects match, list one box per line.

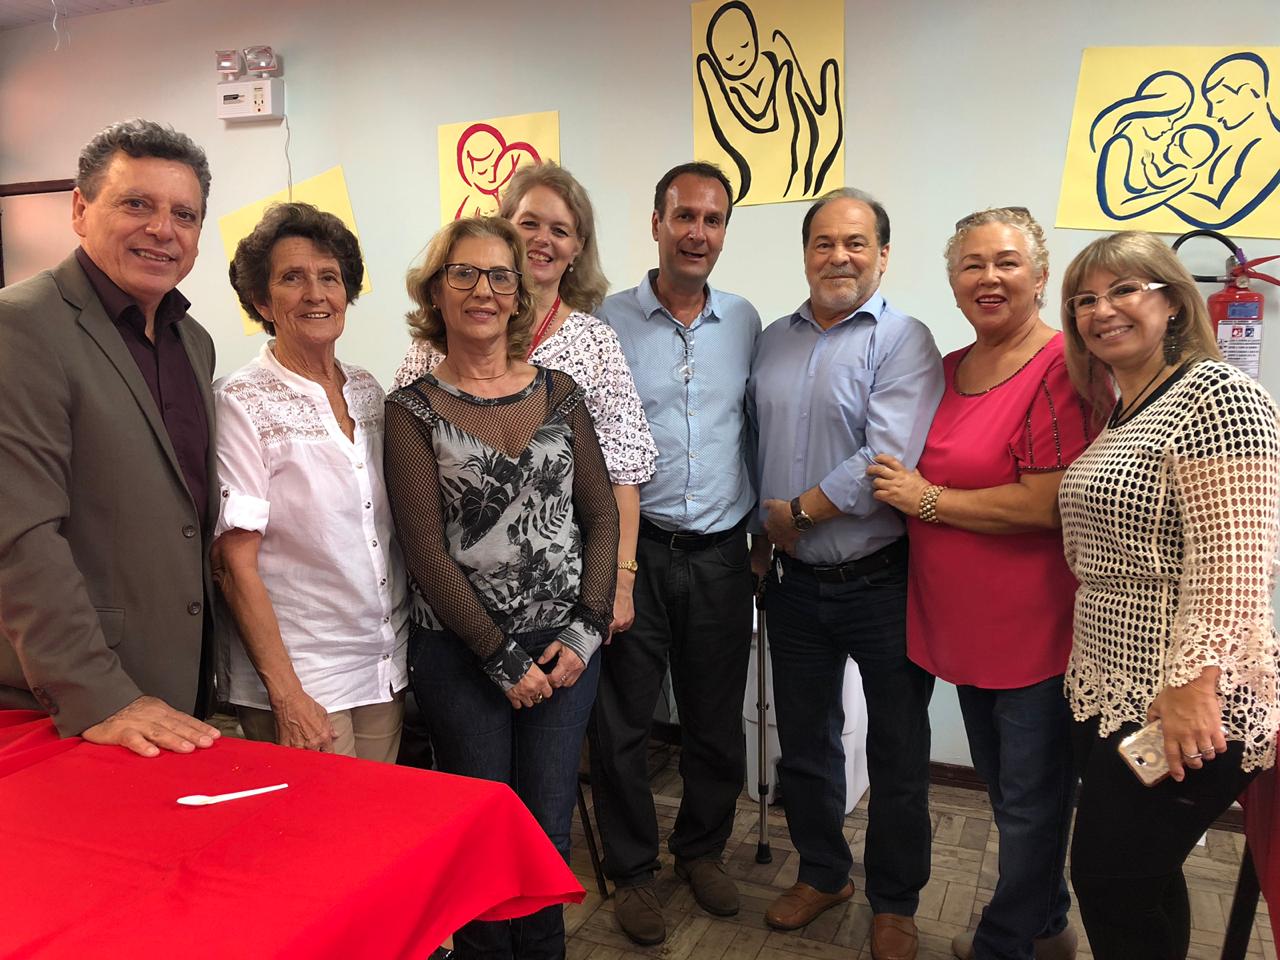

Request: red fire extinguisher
left=1172, top=229, right=1280, bottom=380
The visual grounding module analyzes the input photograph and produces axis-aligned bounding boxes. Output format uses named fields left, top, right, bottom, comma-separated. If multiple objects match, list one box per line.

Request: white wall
left=3, top=0, right=1278, bottom=764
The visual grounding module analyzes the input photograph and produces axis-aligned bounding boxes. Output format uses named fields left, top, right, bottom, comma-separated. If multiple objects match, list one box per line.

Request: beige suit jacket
left=0, top=253, right=221, bottom=735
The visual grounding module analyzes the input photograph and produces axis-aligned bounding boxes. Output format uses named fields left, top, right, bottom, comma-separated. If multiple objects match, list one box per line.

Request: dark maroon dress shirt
left=75, top=248, right=210, bottom=529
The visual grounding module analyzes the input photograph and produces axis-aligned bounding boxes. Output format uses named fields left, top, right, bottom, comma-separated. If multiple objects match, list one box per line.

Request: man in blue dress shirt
left=747, top=189, right=944, bottom=960
left=590, top=162, right=763, bottom=946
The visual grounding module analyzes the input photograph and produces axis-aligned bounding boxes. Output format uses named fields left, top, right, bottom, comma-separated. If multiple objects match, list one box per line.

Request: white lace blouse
left=215, top=342, right=409, bottom=713
left=1059, top=361, right=1280, bottom=770
left=393, top=310, right=657, bottom=486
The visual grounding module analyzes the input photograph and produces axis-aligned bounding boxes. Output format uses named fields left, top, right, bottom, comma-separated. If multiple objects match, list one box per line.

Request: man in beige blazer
left=0, top=119, right=223, bottom=757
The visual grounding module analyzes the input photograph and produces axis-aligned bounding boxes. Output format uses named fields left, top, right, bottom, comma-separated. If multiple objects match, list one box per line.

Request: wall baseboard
left=929, top=761, right=986, bottom=791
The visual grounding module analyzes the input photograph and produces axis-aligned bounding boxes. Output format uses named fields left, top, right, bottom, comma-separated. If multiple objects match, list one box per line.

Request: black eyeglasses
left=954, top=206, right=1032, bottom=231
left=441, top=263, right=521, bottom=295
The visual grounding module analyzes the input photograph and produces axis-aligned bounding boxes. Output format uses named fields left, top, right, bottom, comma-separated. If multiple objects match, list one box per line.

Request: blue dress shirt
left=601, top=270, right=761, bottom=534
left=747, top=292, right=944, bottom=565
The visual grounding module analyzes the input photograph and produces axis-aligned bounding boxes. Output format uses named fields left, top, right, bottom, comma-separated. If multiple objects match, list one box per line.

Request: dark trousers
left=412, top=626, right=599, bottom=960
left=587, top=525, right=754, bottom=886
left=1070, top=714, right=1258, bottom=960
left=765, top=551, right=934, bottom=915
left=957, top=678, right=1074, bottom=960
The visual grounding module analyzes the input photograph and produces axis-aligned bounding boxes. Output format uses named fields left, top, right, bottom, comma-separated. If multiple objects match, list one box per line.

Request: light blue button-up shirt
left=747, top=292, right=944, bottom=565
left=601, top=270, right=761, bottom=534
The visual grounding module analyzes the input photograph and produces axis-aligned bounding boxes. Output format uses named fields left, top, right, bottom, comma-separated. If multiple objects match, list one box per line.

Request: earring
left=568, top=261, right=575, bottom=273
left=1163, top=316, right=1181, bottom=365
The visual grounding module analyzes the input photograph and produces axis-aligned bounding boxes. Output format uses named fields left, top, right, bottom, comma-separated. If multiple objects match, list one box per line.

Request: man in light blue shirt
left=747, top=188, right=943, bottom=960
left=589, top=162, right=761, bottom=946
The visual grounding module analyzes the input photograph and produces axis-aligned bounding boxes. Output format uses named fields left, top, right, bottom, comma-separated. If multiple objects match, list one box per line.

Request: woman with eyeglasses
left=868, top=207, right=1093, bottom=960
left=384, top=215, right=619, bottom=959
left=1055, top=231, right=1280, bottom=960
left=396, top=163, right=656, bottom=639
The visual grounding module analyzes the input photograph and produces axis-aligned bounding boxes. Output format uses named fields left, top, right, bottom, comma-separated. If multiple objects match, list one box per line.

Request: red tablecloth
left=0, top=710, right=583, bottom=959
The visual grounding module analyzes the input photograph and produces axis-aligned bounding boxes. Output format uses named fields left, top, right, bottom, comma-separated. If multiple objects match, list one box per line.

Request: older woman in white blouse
left=395, top=162, right=655, bottom=634
left=213, top=203, right=408, bottom=761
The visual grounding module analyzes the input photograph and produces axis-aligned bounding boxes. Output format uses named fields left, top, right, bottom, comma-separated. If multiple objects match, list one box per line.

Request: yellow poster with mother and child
left=1057, top=46, right=1280, bottom=240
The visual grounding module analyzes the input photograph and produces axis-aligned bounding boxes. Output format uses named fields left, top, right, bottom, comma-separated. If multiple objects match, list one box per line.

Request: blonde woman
left=1058, top=231, right=1280, bottom=960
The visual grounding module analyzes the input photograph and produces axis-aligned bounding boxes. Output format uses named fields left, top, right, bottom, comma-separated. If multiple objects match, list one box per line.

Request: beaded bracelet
left=918, top=484, right=946, bottom=524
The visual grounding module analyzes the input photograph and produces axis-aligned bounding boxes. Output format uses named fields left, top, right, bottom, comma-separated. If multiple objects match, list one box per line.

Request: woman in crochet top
left=1057, top=230, right=1280, bottom=960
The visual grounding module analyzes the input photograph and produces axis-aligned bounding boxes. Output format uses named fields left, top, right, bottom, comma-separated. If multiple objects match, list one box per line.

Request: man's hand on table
left=81, top=695, right=220, bottom=757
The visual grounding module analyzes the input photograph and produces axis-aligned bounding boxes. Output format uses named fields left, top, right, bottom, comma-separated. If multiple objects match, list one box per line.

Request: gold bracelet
left=617, top=560, right=639, bottom=574
left=918, top=484, right=946, bottom=524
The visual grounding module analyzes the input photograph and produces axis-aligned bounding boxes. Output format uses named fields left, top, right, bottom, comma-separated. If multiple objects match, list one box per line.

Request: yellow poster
left=692, top=0, right=844, bottom=207
left=437, top=111, right=560, bottom=225
left=218, top=166, right=370, bottom=335
left=1057, top=47, right=1280, bottom=240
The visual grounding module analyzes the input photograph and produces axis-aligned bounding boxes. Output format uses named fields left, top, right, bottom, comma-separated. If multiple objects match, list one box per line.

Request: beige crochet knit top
left=1059, top=360, right=1280, bottom=770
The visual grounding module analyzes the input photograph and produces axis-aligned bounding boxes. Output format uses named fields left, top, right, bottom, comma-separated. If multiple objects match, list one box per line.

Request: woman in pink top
left=869, top=208, right=1093, bottom=960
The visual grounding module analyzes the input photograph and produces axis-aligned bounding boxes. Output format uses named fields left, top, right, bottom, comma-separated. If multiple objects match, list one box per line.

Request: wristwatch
left=618, top=559, right=639, bottom=573
left=790, top=496, right=815, bottom=531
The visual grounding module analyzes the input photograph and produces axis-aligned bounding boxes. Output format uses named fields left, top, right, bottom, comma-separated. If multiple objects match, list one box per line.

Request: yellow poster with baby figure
left=1056, top=46, right=1280, bottom=240
left=692, top=0, right=844, bottom=206
left=438, top=111, right=559, bottom=226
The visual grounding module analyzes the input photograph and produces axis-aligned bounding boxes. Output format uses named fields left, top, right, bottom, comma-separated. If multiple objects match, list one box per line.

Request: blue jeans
left=765, top=552, right=934, bottom=915
left=957, top=678, right=1074, bottom=960
left=411, top=625, right=600, bottom=960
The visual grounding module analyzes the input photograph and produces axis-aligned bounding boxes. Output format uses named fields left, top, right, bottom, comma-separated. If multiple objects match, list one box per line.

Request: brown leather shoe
left=764, top=879, right=854, bottom=930
left=952, top=925, right=1079, bottom=960
left=614, top=884, right=665, bottom=946
left=871, top=913, right=918, bottom=960
left=674, top=858, right=739, bottom=916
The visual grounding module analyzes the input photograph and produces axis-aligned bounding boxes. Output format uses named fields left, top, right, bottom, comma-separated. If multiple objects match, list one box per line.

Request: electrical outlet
left=216, top=78, right=284, bottom=122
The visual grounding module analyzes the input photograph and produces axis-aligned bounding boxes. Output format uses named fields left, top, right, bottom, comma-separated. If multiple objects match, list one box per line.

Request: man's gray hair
left=801, top=187, right=890, bottom=249
left=76, top=119, right=212, bottom=217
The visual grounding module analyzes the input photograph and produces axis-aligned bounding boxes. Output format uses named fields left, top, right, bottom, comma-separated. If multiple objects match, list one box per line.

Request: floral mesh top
left=393, top=310, right=657, bottom=486
left=1059, top=361, right=1280, bottom=770
left=384, top=367, right=619, bottom=690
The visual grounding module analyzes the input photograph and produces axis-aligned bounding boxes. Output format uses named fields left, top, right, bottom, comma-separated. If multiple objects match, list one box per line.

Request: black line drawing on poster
left=695, top=0, right=842, bottom=204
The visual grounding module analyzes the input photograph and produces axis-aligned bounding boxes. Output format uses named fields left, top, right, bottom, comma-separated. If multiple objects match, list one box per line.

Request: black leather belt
left=779, top=537, right=907, bottom=583
left=638, top=515, right=746, bottom=552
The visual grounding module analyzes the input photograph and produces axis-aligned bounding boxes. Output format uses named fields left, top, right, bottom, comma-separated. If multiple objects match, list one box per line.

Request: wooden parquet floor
left=564, top=745, right=1276, bottom=960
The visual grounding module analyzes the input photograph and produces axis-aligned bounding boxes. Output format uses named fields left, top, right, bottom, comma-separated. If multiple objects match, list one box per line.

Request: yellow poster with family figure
left=1057, top=47, right=1280, bottom=240
left=692, top=0, right=844, bottom=207
left=437, top=111, right=560, bottom=225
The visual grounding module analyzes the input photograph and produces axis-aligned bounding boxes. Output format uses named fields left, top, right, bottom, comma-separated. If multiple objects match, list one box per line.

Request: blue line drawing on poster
left=695, top=0, right=842, bottom=203
left=1091, top=53, right=1280, bottom=229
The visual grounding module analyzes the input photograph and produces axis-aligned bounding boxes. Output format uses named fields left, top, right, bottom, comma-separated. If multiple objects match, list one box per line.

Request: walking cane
left=754, top=563, right=773, bottom=865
